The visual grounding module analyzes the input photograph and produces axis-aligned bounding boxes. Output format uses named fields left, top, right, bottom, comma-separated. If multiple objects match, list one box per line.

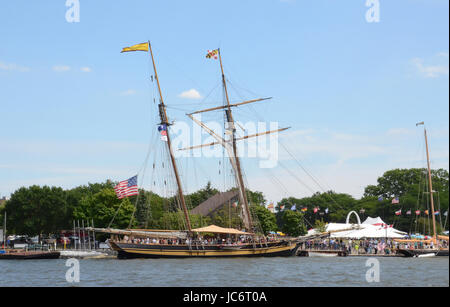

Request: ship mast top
left=148, top=42, right=192, bottom=232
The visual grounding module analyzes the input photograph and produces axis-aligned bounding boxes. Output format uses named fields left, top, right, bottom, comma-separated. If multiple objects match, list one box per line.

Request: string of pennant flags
left=377, top=195, right=447, bottom=216
left=274, top=204, right=329, bottom=214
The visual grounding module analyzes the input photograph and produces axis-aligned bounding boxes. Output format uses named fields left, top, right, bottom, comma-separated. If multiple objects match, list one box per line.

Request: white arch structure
left=345, top=211, right=361, bottom=225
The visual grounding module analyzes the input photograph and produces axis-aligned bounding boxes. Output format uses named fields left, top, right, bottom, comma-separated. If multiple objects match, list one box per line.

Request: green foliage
left=278, top=191, right=357, bottom=224
left=133, top=189, right=165, bottom=228
left=362, top=168, right=449, bottom=233
left=157, top=211, right=211, bottom=230
left=364, top=168, right=448, bottom=198
left=73, top=188, right=136, bottom=229
left=251, top=204, right=277, bottom=235
left=5, top=185, right=71, bottom=236
left=210, top=205, right=243, bottom=230
left=277, top=210, right=307, bottom=237
left=247, top=190, right=266, bottom=206
left=2, top=168, right=447, bottom=237
left=314, top=219, right=327, bottom=233
left=185, top=181, right=219, bottom=210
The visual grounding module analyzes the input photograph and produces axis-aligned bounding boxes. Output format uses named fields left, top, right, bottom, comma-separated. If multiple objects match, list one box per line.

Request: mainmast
left=417, top=122, right=437, bottom=244
left=182, top=48, right=289, bottom=232
left=149, top=42, right=192, bottom=232
left=217, top=48, right=253, bottom=232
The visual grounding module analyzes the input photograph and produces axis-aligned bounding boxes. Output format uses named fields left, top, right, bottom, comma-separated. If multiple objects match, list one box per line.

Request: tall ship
left=395, top=122, right=449, bottom=257
left=93, top=42, right=299, bottom=258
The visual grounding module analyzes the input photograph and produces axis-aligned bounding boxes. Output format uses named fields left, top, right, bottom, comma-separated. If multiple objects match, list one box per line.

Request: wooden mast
left=423, top=125, right=437, bottom=244
left=218, top=48, right=253, bottom=232
left=148, top=42, right=192, bottom=232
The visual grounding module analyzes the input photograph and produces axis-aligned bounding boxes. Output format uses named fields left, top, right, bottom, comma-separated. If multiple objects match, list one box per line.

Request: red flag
left=395, top=209, right=402, bottom=216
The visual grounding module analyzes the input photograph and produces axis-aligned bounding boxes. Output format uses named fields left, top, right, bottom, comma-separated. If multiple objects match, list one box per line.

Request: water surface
left=0, top=257, right=448, bottom=287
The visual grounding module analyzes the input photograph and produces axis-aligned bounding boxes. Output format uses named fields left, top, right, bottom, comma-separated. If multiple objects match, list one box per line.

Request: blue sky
left=0, top=0, right=448, bottom=203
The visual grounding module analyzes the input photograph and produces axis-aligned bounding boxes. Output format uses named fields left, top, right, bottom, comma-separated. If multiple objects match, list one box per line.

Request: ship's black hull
left=397, top=248, right=449, bottom=257
left=111, top=241, right=299, bottom=259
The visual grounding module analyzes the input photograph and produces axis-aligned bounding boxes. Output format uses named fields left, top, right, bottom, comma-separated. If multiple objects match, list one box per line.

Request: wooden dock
left=0, top=250, right=60, bottom=260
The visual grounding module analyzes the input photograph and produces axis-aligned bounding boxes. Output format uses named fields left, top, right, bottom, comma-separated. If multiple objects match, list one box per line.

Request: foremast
left=149, top=42, right=192, bottom=232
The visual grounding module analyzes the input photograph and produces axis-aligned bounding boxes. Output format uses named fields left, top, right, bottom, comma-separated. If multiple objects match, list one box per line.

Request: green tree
left=251, top=204, right=277, bottom=235
left=314, top=219, right=327, bottom=233
left=362, top=168, right=449, bottom=233
left=157, top=211, right=210, bottom=230
left=73, top=188, right=136, bottom=229
left=186, top=181, right=219, bottom=210
left=5, top=186, right=71, bottom=236
left=247, top=190, right=266, bottom=206
left=210, top=205, right=243, bottom=230
left=277, top=210, right=307, bottom=237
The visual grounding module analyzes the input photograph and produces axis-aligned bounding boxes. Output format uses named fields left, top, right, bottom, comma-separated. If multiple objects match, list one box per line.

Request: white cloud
left=52, top=65, right=71, bottom=72
left=80, top=66, right=92, bottom=73
left=0, top=61, right=30, bottom=72
left=120, top=89, right=136, bottom=96
left=178, top=89, right=202, bottom=100
left=412, top=57, right=449, bottom=78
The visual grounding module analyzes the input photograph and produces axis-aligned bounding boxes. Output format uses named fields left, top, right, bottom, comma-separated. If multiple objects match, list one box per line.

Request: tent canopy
left=362, top=217, right=387, bottom=226
left=306, top=216, right=407, bottom=239
left=191, top=225, right=252, bottom=235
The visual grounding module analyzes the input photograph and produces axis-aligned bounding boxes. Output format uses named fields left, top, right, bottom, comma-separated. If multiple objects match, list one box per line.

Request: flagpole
left=148, top=41, right=192, bottom=232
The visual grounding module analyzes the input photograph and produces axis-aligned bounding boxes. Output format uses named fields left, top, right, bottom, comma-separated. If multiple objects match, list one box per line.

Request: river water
left=0, top=256, right=448, bottom=287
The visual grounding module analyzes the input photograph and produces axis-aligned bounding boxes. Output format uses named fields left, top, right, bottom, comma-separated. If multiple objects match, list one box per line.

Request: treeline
left=0, top=168, right=448, bottom=237
left=277, top=168, right=449, bottom=234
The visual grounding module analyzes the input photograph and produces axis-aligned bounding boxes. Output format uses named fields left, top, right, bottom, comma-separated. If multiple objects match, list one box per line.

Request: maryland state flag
left=206, top=49, right=219, bottom=59
left=121, top=42, right=149, bottom=53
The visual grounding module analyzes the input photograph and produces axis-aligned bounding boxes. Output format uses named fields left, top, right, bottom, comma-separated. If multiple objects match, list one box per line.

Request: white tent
left=362, top=216, right=386, bottom=226
left=306, top=215, right=407, bottom=239
left=330, top=224, right=406, bottom=239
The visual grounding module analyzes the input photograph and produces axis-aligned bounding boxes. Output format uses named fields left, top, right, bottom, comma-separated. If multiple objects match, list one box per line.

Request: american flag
left=392, top=197, right=399, bottom=204
left=395, top=209, right=402, bottom=216
left=114, top=175, right=139, bottom=199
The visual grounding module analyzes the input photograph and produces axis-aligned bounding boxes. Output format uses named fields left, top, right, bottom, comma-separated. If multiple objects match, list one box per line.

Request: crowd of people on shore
left=300, top=237, right=449, bottom=255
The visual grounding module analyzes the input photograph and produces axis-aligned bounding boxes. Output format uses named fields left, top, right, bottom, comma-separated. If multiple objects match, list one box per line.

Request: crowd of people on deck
left=120, top=234, right=280, bottom=246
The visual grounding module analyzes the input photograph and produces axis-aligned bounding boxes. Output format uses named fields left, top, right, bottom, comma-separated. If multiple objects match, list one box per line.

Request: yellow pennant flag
left=121, top=42, right=149, bottom=53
